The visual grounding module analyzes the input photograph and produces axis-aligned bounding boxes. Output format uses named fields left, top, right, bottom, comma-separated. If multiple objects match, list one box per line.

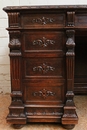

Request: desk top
left=3, top=5, right=87, bottom=11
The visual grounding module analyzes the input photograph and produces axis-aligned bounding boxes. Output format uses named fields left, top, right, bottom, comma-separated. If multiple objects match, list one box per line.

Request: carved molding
left=33, top=63, right=55, bottom=74
left=33, top=37, right=55, bottom=47
left=67, top=12, right=75, bottom=27
left=33, top=88, right=55, bottom=99
left=26, top=111, right=62, bottom=116
left=8, top=12, right=20, bottom=27
left=9, top=52, right=22, bottom=56
left=32, top=16, right=55, bottom=25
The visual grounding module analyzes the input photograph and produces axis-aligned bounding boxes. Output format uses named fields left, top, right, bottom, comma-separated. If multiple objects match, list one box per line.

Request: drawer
left=21, top=13, right=65, bottom=28
left=22, top=57, right=65, bottom=78
left=23, top=79, right=65, bottom=104
left=22, top=31, right=65, bottom=53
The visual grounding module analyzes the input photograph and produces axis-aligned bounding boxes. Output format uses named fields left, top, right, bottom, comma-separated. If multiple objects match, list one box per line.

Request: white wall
left=0, top=0, right=87, bottom=94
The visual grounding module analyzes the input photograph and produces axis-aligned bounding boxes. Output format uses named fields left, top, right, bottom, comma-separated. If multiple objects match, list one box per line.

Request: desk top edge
left=3, top=5, right=87, bottom=11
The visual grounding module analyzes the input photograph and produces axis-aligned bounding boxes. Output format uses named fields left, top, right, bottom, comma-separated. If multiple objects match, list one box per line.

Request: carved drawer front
left=22, top=31, right=65, bottom=52
left=23, top=80, right=65, bottom=104
left=75, top=13, right=87, bottom=27
left=23, top=58, right=65, bottom=78
left=21, top=13, right=65, bottom=28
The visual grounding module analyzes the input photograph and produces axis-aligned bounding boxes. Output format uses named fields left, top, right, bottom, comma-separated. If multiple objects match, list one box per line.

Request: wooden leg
left=12, top=124, right=25, bottom=129
left=63, top=124, right=75, bottom=129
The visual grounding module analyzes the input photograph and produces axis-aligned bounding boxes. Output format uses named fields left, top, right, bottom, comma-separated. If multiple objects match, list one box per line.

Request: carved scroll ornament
left=33, top=37, right=55, bottom=47
left=33, top=88, right=55, bottom=99
left=32, top=16, right=55, bottom=25
left=33, top=63, right=55, bottom=74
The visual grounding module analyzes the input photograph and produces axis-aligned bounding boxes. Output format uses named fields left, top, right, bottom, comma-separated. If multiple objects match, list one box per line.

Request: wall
left=0, top=0, right=87, bottom=94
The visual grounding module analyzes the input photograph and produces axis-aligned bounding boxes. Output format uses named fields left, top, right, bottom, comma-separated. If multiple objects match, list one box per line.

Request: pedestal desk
left=3, top=5, right=87, bottom=129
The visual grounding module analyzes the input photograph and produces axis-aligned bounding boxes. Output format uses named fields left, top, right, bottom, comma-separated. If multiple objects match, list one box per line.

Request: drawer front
left=23, top=79, right=65, bottom=104
left=23, top=58, right=65, bottom=78
left=75, top=13, right=87, bottom=27
left=22, top=32, right=65, bottom=52
left=21, top=13, right=65, bottom=28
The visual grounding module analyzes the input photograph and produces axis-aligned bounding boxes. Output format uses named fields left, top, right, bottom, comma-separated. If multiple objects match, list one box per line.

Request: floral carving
left=33, top=37, right=55, bottom=47
left=33, top=88, right=55, bottom=99
left=33, top=63, right=55, bottom=74
left=32, top=16, right=55, bottom=25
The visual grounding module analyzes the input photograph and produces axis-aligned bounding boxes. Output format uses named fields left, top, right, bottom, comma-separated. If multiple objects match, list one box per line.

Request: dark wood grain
left=4, top=5, right=87, bottom=129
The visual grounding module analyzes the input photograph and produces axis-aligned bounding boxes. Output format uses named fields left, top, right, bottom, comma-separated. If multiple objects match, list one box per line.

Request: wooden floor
left=0, top=94, right=87, bottom=130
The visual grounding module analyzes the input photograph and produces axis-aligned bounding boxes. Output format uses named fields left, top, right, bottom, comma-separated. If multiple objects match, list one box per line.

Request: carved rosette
left=33, top=37, right=55, bottom=47
left=32, top=16, right=55, bottom=25
left=33, top=63, right=55, bottom=74
left=33, top=88, right=55, bottom=99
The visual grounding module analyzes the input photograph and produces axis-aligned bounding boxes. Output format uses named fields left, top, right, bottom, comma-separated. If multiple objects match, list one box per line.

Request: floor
left=0, top=94, right=87, bottom=130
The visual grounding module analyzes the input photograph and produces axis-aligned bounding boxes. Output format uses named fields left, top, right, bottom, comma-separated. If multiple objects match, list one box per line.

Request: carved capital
left=67, top=12, right=75, bottom=27
left=9, top=31, right=21, bottom=56
left=8, top=12, right=20, bottom=27
left=9, top=38, right=21, bottom=49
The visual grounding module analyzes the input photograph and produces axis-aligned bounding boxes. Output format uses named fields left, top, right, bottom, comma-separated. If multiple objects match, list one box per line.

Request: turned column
left=62, top=30, right=78, bottom=129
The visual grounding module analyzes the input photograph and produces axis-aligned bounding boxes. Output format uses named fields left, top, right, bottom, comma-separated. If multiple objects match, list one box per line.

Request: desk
left=3, top=5, right=87, bottom=129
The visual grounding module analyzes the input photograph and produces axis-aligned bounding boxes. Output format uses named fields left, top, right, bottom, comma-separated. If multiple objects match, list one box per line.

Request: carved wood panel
left=23, top=81, right=65, bottom=103
left=21, top=13, right=65, bottom=28
left=23, top=58, right=65, bottom=78
left=23, top=32, right=65, bottom=51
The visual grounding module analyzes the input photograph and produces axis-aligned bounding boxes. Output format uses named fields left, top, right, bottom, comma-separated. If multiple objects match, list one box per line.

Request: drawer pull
left=33, top=37, right=55, bottom=47
left=33, top=88, right=55, bottom=99
left=33, top=63, right=55, bottom=74
left=32, top=16, right=55, bottom=25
